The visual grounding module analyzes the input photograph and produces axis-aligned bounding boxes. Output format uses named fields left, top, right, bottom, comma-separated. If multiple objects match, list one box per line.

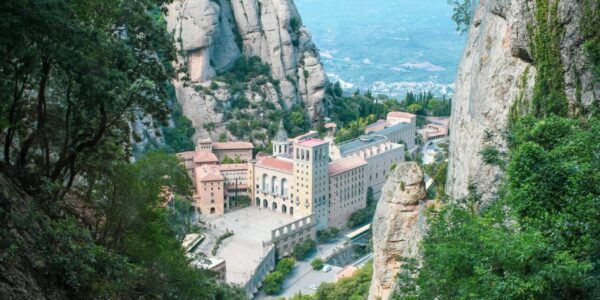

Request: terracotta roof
left=256, top=157, right=294, bottom=173
left=296, top=138, right=328, bottom=147
left=336, top=266, right=358, bottom=280
left=200, top=173, right=224, bottom=182
left=193, top=151, right=218, bottom=163
left=212, top=142, right=253, bottom=150
left=387, top=111, right=415, bottom=119
left=324, top=122, right=337, bottom=128
left=218, top=163, right=248, bottom=171
left=177, top=151, right=195, bottom=160
left=292, top=131, right=319, bottom=142
left=328, top=156, right=367, bottom=176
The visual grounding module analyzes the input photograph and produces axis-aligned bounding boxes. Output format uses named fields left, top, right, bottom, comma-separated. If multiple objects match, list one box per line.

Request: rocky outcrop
left=166, top=0, right=328, bottom=140
left=446, top=0, right=599, bottom=203
left=368, top=162, right=428, bottom=300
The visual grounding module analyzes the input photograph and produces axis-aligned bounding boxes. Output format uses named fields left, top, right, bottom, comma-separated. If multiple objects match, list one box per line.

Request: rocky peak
left=166, top=0, right=328, bottom=141
left=446, top=0, right=599, bottom=203
left=368, top=162, right=428, bottom=300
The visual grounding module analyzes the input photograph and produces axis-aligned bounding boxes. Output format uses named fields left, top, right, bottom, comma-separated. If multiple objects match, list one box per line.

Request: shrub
left=292, top=239, right=316, bottom=260
left=311, top=258, right=324, bottom=270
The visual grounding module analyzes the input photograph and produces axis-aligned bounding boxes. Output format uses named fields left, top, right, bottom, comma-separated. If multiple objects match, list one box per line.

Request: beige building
left=178, top=139, right=254, bottom=215
left=420, top=118, right=449, bottom=143
left=328, top=156, right=368, bottom=228
left=337, top=135, right=405, bottom=199
left=364, top=112, right=417, bottom=150
left=195, top=139, right=253, bottom=162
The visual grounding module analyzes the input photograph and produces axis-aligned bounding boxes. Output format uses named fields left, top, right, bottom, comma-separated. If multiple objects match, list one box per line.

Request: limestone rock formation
left=446, top=0, right=599, bottom=203
left=165, top=0, right=328, bottom=140
left=368, top=162, right=427, bottom=300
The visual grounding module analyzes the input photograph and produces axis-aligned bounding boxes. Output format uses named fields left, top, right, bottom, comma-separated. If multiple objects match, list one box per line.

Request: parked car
left=309, top=284, right=318, bottom=290
left=322, top=264, right=332, bottom=273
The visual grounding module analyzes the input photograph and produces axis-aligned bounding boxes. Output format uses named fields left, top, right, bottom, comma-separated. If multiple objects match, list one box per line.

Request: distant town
left=175, top=112, right=449, bottom=298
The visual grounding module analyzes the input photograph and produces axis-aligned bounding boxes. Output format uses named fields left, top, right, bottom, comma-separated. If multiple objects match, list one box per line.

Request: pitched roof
left=199, top=172, right=224, bottom=182
left=256, top=157, right=294, bottom=173
left=324, top=122, right=337, bottom=129
left=193, top=151, right=218, bottom=163
left=296, top=138, right=328, bottom=147
left=274, top=120, right=289, bottom=143
left=328, top=156, right=367, bottom=176
left=387, top=111, right=415, bottom=119
left=212, top=142, right=254, bottom=150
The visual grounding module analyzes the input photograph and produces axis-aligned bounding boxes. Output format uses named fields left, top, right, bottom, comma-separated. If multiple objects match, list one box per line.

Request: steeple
left=275, top=119, right=288, bottom=142
left=273, top=120, right=291, bottom=157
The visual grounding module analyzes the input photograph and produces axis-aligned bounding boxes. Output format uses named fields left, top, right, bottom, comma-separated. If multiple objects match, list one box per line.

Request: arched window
left=271, top=176, right=277, bottom=194
left=290, top=206, right=294, bottom=215
left=282, top=204, right=287, bottom=214
left=272, top=202, right=278, bottom=211
left=263, top=199, right=268, bottom=208
left=262, top=174, right=268, bottom=192
left=255, top=197, right=260, bottom=206
left=281, top=178, right=287, bottom=196
left=210, top=207, right=216, bottom=214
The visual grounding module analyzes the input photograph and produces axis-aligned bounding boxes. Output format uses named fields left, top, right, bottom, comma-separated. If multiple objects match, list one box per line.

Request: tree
left=276, top=258, right=296, bottom=275
left=293, top=239, right=316, bottom=260
left=395, top=116, right=600, bottom=299
left=448, top=0, right=473, bottom=34
left=263, top=271, right=284, bottom=295
left=311, top=258, right=324, bottom=270
left=0, top=0, right=178, bottom=201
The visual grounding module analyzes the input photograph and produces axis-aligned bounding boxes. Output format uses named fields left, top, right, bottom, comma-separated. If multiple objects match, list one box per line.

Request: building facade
left=337, top=135, right=405, bottom=199
left=328, top=157, right=368, bottom=228
left=178, top=139, right=253, bottom=215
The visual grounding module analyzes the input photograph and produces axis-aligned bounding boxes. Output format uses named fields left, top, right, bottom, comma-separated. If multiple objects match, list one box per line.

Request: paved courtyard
left=201, top=206, right=299, bottom=286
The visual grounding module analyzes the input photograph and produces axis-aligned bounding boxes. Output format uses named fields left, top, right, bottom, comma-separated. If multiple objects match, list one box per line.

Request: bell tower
left=273, top=120, right=291, bottom=157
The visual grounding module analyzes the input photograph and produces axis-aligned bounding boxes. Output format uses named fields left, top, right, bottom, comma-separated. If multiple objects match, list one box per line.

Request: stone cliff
left=368, top=162, right=428, bottom=300
left=166, top=0, right=328, bottom=141
left=447, top=0, right=599, bottom=203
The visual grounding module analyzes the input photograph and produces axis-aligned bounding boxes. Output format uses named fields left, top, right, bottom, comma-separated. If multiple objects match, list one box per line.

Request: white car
left=309, top=284, right=318, bottom=290
left=322, top=265, right=332, bottom=273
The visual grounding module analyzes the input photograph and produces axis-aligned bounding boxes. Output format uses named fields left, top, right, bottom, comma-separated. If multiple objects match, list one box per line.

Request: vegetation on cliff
left=394, top=1, right=600, bottom=299
left=0, top=1, right=243, bottom=298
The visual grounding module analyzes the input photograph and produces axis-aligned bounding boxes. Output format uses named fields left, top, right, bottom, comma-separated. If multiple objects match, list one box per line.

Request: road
left=254, top=237, right=350, bottom=299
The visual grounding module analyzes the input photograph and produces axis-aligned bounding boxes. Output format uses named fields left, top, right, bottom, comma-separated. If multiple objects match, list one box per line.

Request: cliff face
left=446, top=0, right=599, bottom=203
left=368, top=162, right=428, bottom=300
left=166, top=0, right=328, bottom=140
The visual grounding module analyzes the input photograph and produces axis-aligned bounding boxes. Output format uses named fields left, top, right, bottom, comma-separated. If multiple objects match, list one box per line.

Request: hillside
left=165, top=0, right=329, bottom=144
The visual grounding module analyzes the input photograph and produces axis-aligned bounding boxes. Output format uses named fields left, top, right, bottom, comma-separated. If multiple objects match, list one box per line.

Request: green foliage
left=317, top=227, right=340, bottom=243
left=41, top=151, right=244, bottom=299
left=263, top=258, right=296, bottom=295
left=162, top=96, right=196, bottom=153
left=347, top=187, right=376, bottom=228
left=530, top=0, right=568, bottom=117
left=292, top=239, right=317, bottom=260
left=290, top=261, right=373, bottom=300
left=0, top=0, right=177, bottom=197
left=212, top=230, right=234, bottom=256
left=582, top=1, right=600, bottom=115
left=447, top=0, right=473, bottom=34
left=479, top=145, right=506, bottom=168
left=329, top=87, right=450, bottom=143
left=263, top=271, right=284, bottom=295
left=395, top=116, right=600, bottom=299
left=221, top=155, right=245, bottom=164
left=311, top=258, right=324, bottom=270
left=276, top=257, right=296, bottom=274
